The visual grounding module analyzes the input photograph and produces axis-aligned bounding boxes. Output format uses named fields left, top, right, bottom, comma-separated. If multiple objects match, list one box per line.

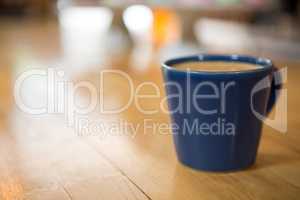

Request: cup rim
left=162, top=54, right=273, bottom=75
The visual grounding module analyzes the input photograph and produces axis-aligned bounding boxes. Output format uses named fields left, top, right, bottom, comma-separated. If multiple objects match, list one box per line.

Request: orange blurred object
left=152, top=7, right=181, bottom=49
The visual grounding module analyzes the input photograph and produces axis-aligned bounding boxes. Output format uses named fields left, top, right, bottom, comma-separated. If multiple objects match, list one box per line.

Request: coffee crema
left=173, top=61, right=260, bottom=72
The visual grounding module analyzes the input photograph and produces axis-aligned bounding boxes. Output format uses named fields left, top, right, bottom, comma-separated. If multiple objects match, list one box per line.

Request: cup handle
left=266, top=66, right=282, bottom=115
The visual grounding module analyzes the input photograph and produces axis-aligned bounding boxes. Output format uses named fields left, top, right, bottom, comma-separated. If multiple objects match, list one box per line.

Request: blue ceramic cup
left=162, top=54, right=279, bottom=171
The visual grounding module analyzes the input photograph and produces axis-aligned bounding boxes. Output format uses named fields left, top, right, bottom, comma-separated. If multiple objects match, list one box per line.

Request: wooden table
left=0, top=18, right=300, bottom=200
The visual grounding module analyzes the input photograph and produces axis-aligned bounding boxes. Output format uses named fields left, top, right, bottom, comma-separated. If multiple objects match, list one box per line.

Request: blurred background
left=0, top=0, right=299, bottom=74
left=0, top=0, right=299, bottom=119
left=0, top=0, right=300, bottom=120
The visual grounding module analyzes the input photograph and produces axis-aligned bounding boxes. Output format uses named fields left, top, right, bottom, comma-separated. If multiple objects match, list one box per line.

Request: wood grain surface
left=0, top=18, right=299, bottom=200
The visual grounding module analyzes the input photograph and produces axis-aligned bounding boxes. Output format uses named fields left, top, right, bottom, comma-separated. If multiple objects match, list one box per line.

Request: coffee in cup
left=173, top=61, right=260, bottom=72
